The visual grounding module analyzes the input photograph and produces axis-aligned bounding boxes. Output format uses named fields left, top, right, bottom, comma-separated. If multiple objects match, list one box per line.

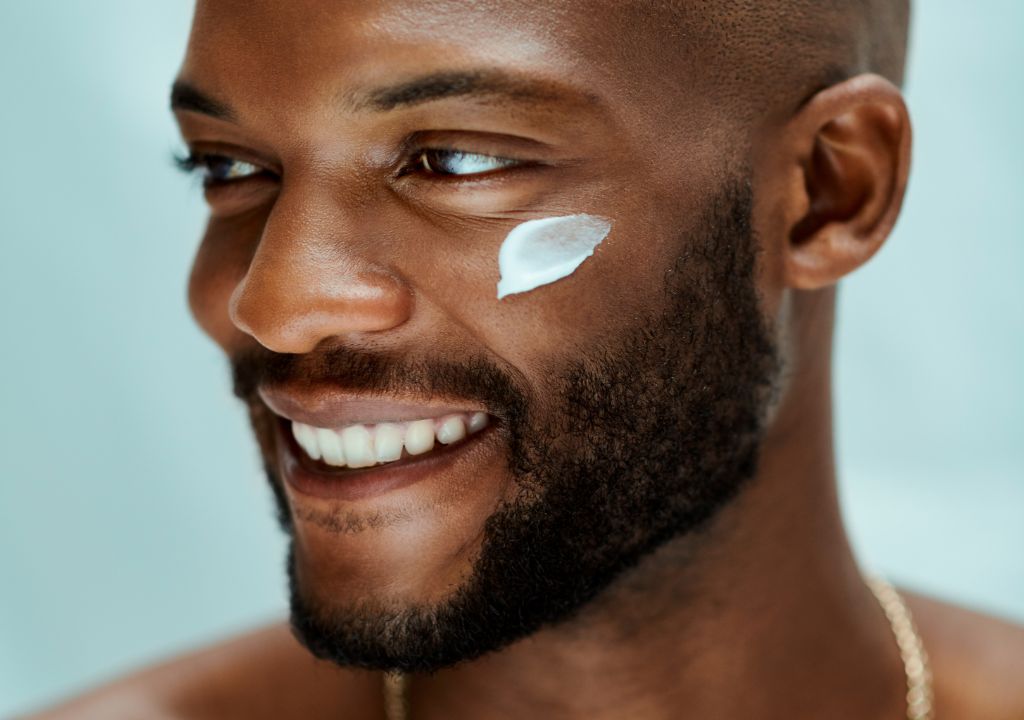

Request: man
left=29, top=1, right=1024, bottom=718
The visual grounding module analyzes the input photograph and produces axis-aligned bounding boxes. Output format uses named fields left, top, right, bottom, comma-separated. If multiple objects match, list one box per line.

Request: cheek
left=494, top=218, right=680, bottom=359
left=187, top=217, right=262, bottom=350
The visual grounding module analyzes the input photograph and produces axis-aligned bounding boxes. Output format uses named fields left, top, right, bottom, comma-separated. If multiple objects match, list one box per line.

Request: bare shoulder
left=904, top=591, right=1024, bottom=720
left=17, top=621, right=382, bottom=720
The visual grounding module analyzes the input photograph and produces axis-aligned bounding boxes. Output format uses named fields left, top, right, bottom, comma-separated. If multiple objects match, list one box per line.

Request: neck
left=408, top=288, right=906, bottom=720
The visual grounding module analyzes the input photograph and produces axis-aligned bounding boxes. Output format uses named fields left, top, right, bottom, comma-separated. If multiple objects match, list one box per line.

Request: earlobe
left=783, top=74, right=912, bottom=290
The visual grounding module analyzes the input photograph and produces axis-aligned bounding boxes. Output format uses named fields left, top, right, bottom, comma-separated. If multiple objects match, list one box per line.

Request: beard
left=231, top=176, right=780, bottom=673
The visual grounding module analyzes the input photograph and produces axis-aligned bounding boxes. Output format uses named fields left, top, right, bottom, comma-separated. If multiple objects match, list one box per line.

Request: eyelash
left=174, top=147, right=525, bottom=187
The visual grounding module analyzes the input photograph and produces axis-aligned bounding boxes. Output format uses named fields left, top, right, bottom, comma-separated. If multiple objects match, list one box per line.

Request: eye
left=176, top=152, right=267, bottom=186
left=412, top=148, right=520, bottom=177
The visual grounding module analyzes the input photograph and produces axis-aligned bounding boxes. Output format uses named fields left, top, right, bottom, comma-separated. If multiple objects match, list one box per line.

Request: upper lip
left=258, top=384, right=489, bottom=429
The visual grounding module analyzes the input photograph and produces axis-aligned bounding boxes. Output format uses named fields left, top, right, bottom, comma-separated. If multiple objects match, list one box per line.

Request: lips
left=259, top=385, right=490, bottom=428
left=260, top=384, right=500, bottom=502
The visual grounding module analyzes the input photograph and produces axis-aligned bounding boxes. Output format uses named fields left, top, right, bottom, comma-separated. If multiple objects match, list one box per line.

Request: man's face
left=176, top=0, right=780, bottom=671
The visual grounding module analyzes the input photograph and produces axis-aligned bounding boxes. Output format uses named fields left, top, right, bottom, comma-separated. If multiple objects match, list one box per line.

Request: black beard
left=232, top=176, right=780, bottom=673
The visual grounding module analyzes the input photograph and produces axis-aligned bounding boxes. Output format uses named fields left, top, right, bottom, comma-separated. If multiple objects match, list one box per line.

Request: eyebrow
left=169, top=69, right=600, bottom=121
left=350, top=69, right=599, bottom=112
left=170, top=80, right=234, bottom=120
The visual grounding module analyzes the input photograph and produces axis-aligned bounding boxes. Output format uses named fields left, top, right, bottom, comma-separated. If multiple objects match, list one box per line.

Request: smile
left=259, top=385, right=501, bottom=502
left=290, top=412, right=491, bottom=469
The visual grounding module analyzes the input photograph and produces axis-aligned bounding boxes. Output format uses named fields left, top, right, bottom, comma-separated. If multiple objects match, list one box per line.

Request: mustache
left=230, top=344, right=531, bottom=422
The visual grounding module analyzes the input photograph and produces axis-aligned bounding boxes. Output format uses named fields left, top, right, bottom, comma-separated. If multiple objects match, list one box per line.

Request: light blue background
left=1, top=2, right=1021, bottom=716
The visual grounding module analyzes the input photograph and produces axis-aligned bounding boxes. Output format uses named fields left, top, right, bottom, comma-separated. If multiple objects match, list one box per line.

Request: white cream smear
left=496, top=214, right=612, bottom=299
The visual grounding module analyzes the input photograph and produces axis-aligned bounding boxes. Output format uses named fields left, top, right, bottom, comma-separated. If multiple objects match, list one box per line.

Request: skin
left=24, top=1, right=1024, bottom=718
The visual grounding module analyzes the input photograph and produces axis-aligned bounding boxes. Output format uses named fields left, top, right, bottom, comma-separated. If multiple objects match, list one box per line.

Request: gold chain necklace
left=865, top=576, right=935, bottom=720
left=382, top=671, right=408, bottom=720
left=382, top=576, right=933, bottom=720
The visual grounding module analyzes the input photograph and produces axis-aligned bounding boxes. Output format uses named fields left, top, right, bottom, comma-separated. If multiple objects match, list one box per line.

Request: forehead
left=180, top=0, right=704, bottom=130
left=187, top=0, right=618, bottom=71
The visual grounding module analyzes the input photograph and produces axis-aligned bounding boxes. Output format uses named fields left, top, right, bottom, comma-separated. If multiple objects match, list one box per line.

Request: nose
left=228, top=184, right=413, bottom=354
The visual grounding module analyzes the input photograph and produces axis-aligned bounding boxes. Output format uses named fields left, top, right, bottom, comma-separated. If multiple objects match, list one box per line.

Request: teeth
left=341, top=425, right=375, bottom=468
left=467, top=412, right=489, bottom=433
left=317, top=428, right=345, bottom=466
left=291, top=422, right=321, bottom=461
left=374, top=423, right=404, bottom=463
left=289, top=411, right=490, bottom=469
left=436, top=415, right=467, bottom=445
left=404, top=419, right=436, bottom=455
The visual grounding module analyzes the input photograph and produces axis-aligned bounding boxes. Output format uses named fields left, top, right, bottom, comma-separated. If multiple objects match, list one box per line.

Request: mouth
left=272, top=410, right=500, bottom=502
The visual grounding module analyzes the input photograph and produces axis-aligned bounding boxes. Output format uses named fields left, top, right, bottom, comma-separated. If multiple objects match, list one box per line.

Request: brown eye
left=177, top=153, right=266, bottom=186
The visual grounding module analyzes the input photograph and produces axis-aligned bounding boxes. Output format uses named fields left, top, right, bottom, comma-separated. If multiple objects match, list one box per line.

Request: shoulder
left=17, top=621, right=381, bottom=720
left=904, top=590, right=1024, bottom=720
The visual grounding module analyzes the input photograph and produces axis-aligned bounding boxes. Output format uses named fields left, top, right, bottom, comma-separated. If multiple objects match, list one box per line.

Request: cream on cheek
left=496, top=214, right=612, bottom=299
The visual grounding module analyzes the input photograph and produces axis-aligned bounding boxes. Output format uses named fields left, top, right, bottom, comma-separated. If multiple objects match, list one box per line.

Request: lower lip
left=275, top=417, right=501, bottom=502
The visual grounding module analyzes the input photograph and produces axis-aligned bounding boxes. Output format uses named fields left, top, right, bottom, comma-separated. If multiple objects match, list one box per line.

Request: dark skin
left=27, top=1, right=1024, bottom=718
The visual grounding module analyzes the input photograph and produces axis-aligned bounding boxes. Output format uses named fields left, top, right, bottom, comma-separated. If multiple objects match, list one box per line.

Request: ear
left=774, top=74, right=912, bottom=290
